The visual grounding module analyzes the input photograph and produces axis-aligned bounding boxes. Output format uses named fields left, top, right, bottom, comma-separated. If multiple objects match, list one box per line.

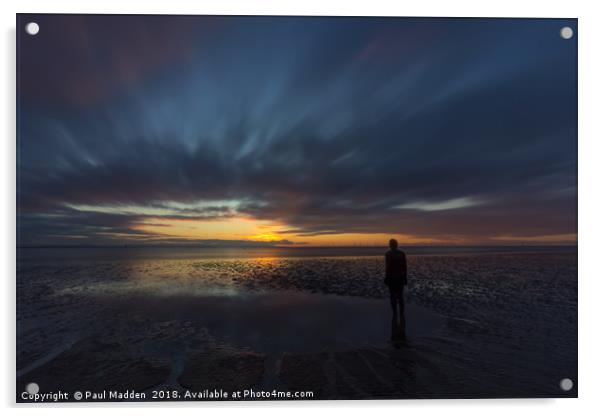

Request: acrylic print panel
left=16, top=14, right=577, bottom=402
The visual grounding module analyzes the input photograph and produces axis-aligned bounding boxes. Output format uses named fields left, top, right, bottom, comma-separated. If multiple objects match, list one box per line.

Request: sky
left=17, top=15, right=577, bottom=247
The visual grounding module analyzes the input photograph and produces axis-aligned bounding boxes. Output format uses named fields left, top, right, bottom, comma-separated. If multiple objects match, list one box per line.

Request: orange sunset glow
left=17, top=17, right=576, bottom=249
left=124, top=214, right=576, bottom=246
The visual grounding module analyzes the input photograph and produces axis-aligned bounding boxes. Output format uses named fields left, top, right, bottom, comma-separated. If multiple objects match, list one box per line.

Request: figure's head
left=389, top=239, right=398, bottom=249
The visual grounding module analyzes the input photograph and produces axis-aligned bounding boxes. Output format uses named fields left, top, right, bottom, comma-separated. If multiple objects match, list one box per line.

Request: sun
left=249, top=232, right=282, bottom=242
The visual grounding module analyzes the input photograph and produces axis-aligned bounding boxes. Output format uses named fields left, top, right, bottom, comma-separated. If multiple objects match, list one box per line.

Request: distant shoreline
left=17, top=244, right=578, bottom=249
left=16, top=245, right=578, bottom=259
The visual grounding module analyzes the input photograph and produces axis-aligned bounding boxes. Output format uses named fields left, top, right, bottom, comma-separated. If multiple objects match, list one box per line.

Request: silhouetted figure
left=384, top=239, right=407, bottom=343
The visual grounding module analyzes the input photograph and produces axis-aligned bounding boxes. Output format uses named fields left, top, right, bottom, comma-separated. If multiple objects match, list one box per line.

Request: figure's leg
left=390, top=290, right=399, bottom=341
left=389, top=290, right=398, bottom=316
left=398, top=290, right=406, bottom=340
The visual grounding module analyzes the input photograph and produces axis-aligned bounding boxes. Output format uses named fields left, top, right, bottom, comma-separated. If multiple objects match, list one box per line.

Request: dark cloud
left=17, top=15, right=577, bottom=245
left=17, top=14, right=216, bottom=106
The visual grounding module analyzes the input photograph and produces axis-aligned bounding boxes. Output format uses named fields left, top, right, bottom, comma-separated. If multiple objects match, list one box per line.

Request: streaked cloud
left=17, top=15, right=577, bottom=246
left=393, top=197, right=483, bottom=212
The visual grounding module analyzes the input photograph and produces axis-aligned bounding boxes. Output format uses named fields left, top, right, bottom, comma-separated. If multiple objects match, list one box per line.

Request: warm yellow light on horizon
left=104, top=212, right=578, bottom=247
left=249, top=232, right=283, bottom=242
left=131, top=216, right=288, bottom=242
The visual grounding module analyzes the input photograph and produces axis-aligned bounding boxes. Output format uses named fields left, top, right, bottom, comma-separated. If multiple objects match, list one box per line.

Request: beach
left=16, top=246, right=577, bottom=400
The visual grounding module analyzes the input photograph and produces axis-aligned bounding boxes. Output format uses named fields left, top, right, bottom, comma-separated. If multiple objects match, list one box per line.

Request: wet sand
left=17, top=249, right=577, bottom=400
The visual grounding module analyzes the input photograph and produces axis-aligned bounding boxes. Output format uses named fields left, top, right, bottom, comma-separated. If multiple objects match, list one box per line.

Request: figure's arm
left=384, top=253, right=391, bottom=285
left=385, top=253, right=390, bottom=277
left=402, top=253, right=408, bottom=285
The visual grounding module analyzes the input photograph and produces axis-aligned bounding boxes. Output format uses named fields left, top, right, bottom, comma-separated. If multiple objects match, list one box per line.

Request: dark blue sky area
left=17, top=15, right=577, bottom=246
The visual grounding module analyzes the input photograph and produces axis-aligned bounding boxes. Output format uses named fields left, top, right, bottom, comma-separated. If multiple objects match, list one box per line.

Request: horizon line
left=17, top=243, right=578, bottom=249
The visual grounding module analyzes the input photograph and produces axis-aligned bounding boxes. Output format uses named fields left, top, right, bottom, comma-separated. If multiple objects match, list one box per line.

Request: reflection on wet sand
left=17, top=289, right=443, bottom=399
left=17, top=249, right=578, bottom=400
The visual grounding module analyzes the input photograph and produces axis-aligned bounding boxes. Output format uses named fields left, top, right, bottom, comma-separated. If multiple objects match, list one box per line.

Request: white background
left=1, top=0, right=601, bottom=414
